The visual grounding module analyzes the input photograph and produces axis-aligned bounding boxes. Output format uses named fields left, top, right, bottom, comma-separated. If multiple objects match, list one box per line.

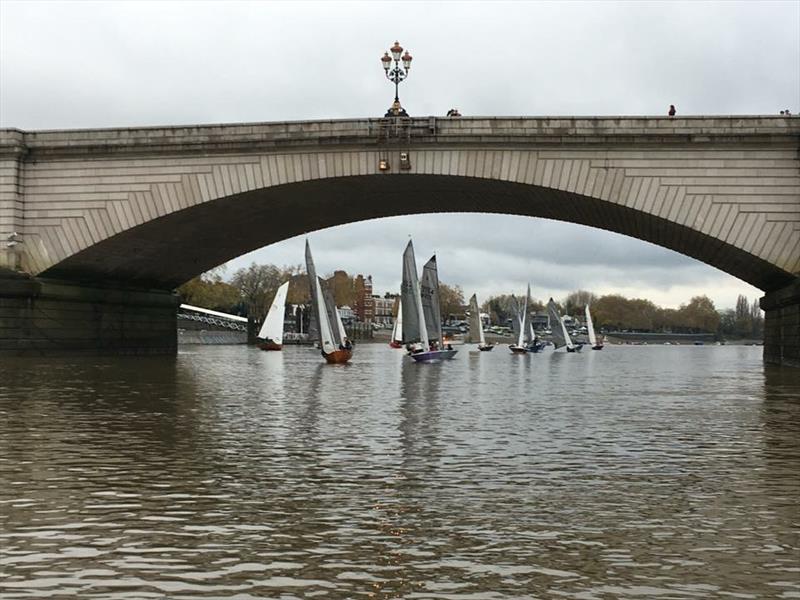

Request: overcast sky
left=2, top=0, right=798, bottom=309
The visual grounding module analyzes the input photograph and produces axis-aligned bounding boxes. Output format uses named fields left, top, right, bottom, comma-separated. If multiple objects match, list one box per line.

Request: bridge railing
left=177, top=304, right=248, bottom=332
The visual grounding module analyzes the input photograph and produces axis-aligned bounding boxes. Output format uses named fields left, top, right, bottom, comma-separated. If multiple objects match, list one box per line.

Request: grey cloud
left=0, top=0, right=790, bottom=309
left=226, top=214, right=761, bottom=309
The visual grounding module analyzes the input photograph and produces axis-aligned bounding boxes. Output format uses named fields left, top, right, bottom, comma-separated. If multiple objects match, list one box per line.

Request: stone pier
left=0, top=272, right=178, bottom=355
left=762, top=280, right=800, bottom=368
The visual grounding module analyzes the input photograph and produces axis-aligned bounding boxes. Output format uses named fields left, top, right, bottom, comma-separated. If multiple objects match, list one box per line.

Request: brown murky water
left=1, top=344, right=798, bottom=599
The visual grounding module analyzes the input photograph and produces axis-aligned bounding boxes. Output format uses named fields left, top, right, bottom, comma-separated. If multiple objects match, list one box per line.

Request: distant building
left=372, top=295, right=395, bottom=325
left=338, top=305, right=355, bottom=323
left=354, top=274, right=375, bottom=322
left=531, top=312, right=549, bottom=330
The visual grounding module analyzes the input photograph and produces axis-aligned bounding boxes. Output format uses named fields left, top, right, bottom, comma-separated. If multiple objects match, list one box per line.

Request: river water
left=1, top=344, right=798, bottom=599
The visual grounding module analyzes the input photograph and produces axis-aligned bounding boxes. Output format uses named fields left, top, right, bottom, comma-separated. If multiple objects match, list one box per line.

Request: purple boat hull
left=409, top=349, right=458, bottom=363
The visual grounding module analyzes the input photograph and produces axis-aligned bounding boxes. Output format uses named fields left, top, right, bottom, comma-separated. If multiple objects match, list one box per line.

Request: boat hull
left=258, top=340, right=282, bottom=351
left=526, top=342, right=547, bottom=353
left=323, top=348, right=353, bottom=364
left=509, top=345, right=528, bottom=354
left=478, top=344, right=494, bottom=351
left=591, top=345, right=604, bottom=350
left=409, top=349, right=458, bottom=362
left=389, top=341, right=403, bottom=349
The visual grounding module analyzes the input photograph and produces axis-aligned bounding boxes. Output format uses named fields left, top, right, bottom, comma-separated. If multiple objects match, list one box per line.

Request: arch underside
left=42, top=175, right=795, bottom=292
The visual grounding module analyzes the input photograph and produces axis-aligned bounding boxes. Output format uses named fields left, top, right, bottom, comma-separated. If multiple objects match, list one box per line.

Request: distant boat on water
left=305, top=240, right=352, bottom=364
left=585, top=304, right=604, bottom=350
left=466, top=293, right=494, bottom=351
left=548, top=298, right=582, bottom=352
left=509, top=286, right=530, bottom=354
left=257, top=281, right=289, bottom=351
left=400, top=240, right=457, bottom=363
left=389, top=300, right=403, bottom=348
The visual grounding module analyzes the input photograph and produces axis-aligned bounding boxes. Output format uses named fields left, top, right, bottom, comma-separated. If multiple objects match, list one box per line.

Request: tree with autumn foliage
left=439, top=283, right=466, bottom=320
left=563, top=290, right=597, bottom=317
left=177, top=267, right=240, bottom=313
left=675, top=295, right=719, bottom=332
left=230, top=263, right=303, bottom=319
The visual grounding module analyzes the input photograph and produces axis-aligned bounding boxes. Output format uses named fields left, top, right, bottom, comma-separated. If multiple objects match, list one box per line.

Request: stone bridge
left=0, top=116, right=798, bottom=364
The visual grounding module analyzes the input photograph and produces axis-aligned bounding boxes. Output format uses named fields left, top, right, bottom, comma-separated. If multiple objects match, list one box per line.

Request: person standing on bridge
left=668, top=105, right=676, bottom=117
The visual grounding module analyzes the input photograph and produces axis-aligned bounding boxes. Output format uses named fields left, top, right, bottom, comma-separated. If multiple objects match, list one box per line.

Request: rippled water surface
left=1, top=344, right=798, bottom=599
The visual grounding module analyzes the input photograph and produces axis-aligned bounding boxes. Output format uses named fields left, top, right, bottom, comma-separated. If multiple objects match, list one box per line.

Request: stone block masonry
left=0, top=273, right=178, bottom=355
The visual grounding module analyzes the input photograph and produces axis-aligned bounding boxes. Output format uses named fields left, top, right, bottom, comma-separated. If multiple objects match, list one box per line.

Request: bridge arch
left=40, top=172, right=796, bottom=292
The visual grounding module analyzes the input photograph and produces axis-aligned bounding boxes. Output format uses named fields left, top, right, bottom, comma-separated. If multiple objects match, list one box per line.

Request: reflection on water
left=0, top=345, right=798, bottom=598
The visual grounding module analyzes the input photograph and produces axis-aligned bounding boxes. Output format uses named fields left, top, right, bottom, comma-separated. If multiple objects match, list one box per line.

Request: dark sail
left=510, top=295, right=521, bottom=340
left=420, top=256, right=442, bottom=343
left=547, top=298, right=567, bottom=350
left=400, top=240, right=424, bottom=345
left=467, top=294, right=483, bottom=344
left=305, top=240, right=323, bottom=344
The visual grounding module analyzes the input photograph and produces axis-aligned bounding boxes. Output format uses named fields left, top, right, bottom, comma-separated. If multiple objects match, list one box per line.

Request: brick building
left=354, top=275, right=375, bottom=322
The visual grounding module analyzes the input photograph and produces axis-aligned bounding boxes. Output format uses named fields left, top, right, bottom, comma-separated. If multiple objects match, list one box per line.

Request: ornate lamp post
left=381, top=41, right=413, bottom=116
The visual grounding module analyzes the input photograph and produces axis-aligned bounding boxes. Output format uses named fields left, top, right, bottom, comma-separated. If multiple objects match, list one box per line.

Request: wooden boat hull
left=389, top=341, right=403, bottom=349
left=409, top=349, right=458, bottom=363
left=323, top=348, right=353, bottom=364
left=509, top=345, right=528, bottom=354
left=478, top=344, right=494, bottom=351
left=258, top=340, right=282, bottom=351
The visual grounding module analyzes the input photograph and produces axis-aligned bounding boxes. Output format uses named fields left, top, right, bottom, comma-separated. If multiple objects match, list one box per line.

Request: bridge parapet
left=2, top=116, right=797, bottom=158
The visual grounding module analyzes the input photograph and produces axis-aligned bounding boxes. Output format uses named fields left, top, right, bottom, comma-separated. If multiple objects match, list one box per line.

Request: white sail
left=524, top=283, right=532, bottom=344
left=391, top=301, right=404, bottom=343
left=258, top=281, right=289, bottom=344
left=560, top=315, right=575, bottom=351
left=335, top=306, right=347, bottom=344
left=516, top=288, right=528, bottom=347
left=478, top=311, right=486, bottom=345
left=585, top=304, right=597, bottom=346
left=401, top=240, right=429, bottom=347
left=314, top=276, right=336, bottom=355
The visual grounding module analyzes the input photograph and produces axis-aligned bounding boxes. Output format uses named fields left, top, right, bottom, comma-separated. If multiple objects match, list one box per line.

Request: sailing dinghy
left=306, top=240, right=353, bottom=364
left=467, top=294, right=494, bottom=351
left=258, top=281, right=290, bottom=351
left=400, top=240, right=457, bottom=363
left=509, top=285, right=531, bottom=354
left=547, top=298, right=581, bottom=352
left=585, top=304, right=604, bottom=350
left=389, top=300, right=403, bottom=348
